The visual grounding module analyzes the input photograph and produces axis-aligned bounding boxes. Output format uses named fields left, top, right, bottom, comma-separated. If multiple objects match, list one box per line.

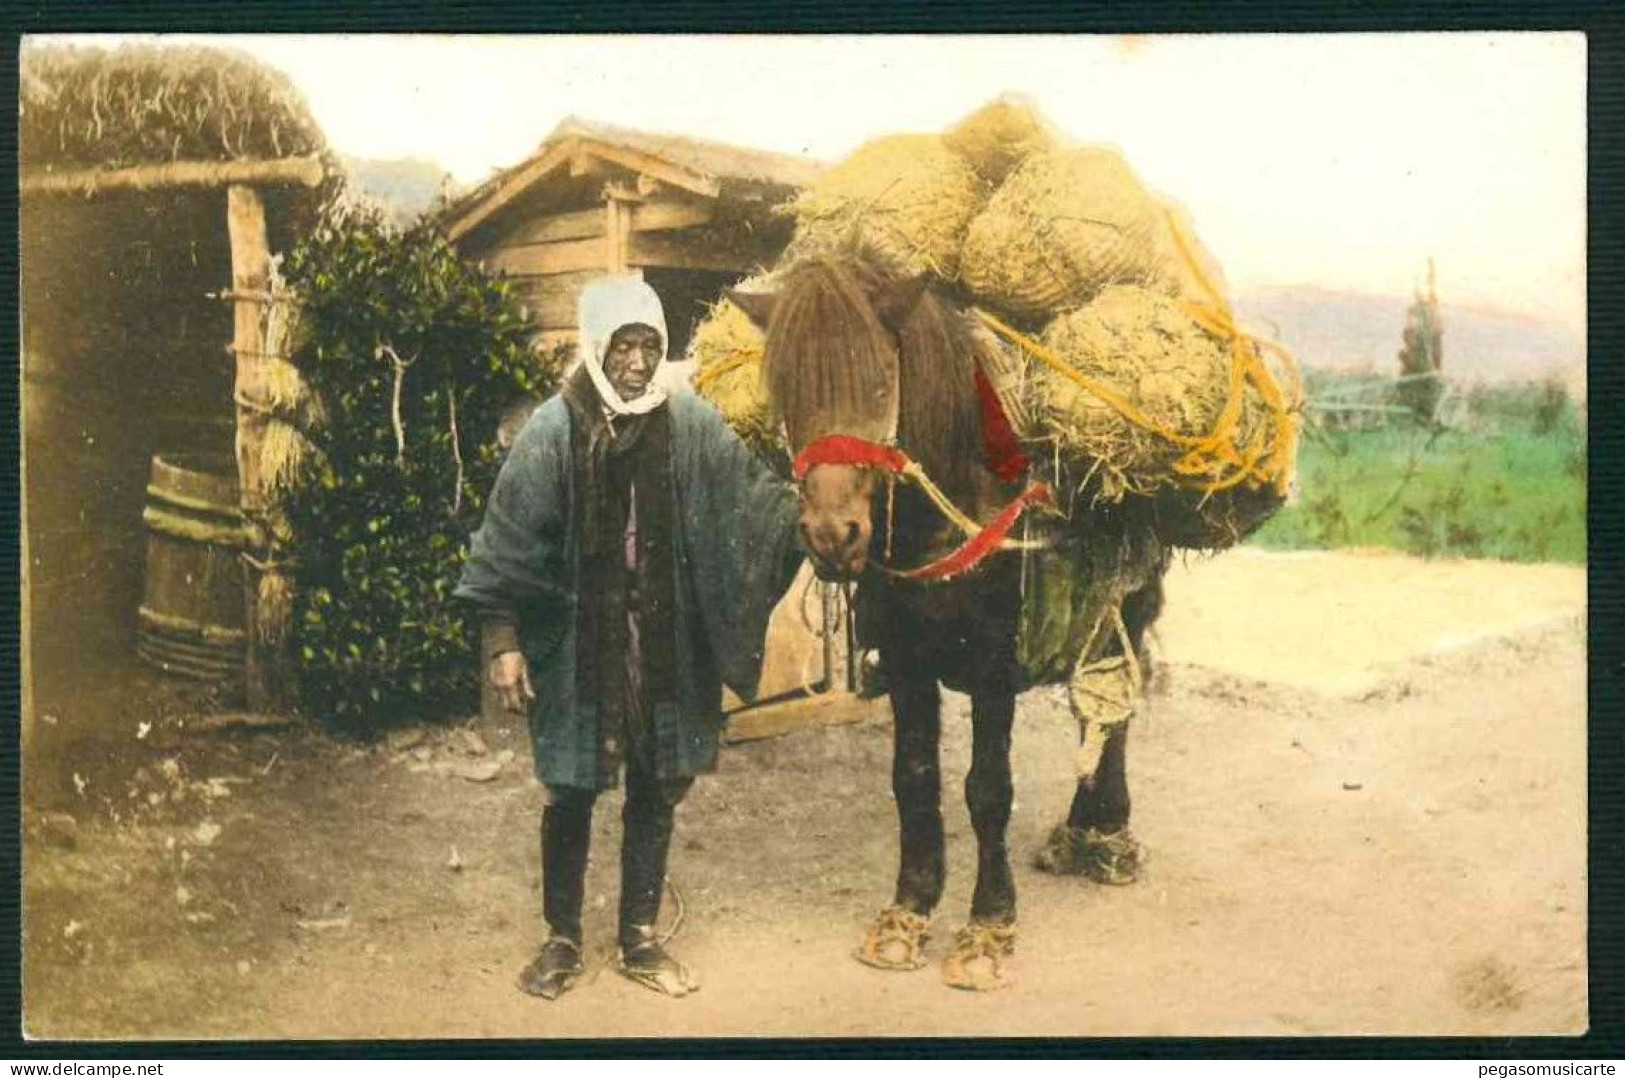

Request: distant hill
left=339, top=155, right=460, bottom=228
left=1234, top=285, right=1584, bottom=387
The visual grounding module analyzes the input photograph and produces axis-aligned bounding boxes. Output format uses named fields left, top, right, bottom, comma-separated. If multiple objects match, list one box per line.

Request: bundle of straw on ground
left=1036, top=284, right=1277, bottom=501
left=960, top=146, right=1164, bottom=322
left=788, top=134, right=987, bottom=280
left=690, top=284, right=786, bottom=467
left=943, top=95, right=1058, bottom=187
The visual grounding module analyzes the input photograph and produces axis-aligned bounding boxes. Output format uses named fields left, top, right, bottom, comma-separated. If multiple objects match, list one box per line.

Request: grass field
left=1248, top=378, right=1586, bottom=564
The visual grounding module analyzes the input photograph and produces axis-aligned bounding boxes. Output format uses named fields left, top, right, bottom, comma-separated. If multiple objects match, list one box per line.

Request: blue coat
left=455, top=390, right=801, bottom=789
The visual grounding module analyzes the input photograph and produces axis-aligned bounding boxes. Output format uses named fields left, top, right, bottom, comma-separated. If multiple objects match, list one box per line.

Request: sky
left=40, top=33, right=1587, bottom=332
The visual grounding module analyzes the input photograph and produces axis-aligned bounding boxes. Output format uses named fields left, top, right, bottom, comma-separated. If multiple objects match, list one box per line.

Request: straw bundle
left=960, top=147, right=1163, bottom=321
left=690, top=284, right=786, bottom=463
left=260, top=419, right=315, bottom=496
left=944, top=95, right=1058, bottom=186
left=255, top=569, right=294, bottom=646
left=1147, top=196, right=1230, bottom=305
left=790, top=134, right=987, bottom=280
left=1036, top=285, right=1274, bottom=499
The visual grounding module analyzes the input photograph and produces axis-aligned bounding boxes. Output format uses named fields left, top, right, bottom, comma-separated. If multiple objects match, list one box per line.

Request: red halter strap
left=791, top=435, right=912, bottom=479
left=790, top=433, right=1053, bottom=582
left=890, top=480, right=1054, bottom=582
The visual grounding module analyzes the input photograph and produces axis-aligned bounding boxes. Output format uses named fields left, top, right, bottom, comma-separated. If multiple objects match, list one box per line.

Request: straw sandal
left=854, top=905, right=932, bottom=971
left=941, top=920, right=1017, bottom=991
left=1033, top=823, right=1143, bottom=884
left=517, top=935, right=585, bottom=1000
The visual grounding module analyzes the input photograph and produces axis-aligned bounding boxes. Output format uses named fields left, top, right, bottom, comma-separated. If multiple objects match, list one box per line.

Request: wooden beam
left=21, top=155, right=326, bottom=196
left=724, top=691, right=886, bottom=744
left=605, top=197, right=630, bottom=274
left=495, top=206, right=608, bottom=246
left=495, top=199, right=715, bottom=247
left=580, top=142, right=721, bottom=199
left=483, top=237, right=609, bottom=277
left=627, top=232, right=757, bottom=274
left=445, top=138, right=578, bottom=243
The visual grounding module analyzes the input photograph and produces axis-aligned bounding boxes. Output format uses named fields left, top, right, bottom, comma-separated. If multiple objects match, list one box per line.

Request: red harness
left=791, top=434, right=1054, bottom=582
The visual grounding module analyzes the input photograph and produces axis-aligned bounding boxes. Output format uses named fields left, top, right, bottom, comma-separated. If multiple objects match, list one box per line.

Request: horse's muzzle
left=802, top=518, right=870, bottom=582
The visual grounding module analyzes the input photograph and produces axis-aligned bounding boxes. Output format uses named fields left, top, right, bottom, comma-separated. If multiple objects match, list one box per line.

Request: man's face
left=602, top=324, right=662, bottom=401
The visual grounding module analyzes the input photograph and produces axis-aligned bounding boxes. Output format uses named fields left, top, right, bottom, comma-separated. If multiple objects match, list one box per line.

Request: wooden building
left=443, top=120, right=879, bottom=737
left=440, top=117, right=823, bottom=363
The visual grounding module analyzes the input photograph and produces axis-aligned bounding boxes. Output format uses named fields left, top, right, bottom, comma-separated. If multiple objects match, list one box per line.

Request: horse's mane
left=764, top=249, right=983, bottom=495
left=895, top=287, right=982, bottom=496
left=763, top=257, right=897, bottom=449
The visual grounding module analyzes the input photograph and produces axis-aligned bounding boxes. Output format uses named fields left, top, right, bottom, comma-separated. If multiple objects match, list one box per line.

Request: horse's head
left=729, top=259, right=929, bottom=581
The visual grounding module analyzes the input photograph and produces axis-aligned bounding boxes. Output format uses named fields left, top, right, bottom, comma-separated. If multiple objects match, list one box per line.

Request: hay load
left=960, top=146, right=1165, bottom=322
left=789, top=134, right=986, bottom=279
left=708, top=95, right=1298, bottom=549
left=943, top=95, right=1057, bottom=186
left=1032, top=285, right=1279, bottom=500
left=690, top=280, right=786, bottom=469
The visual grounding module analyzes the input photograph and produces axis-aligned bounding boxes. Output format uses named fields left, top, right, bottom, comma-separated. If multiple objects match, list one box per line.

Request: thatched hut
left=438, top=117, right=823, bottom=368
left=21, top=43, right=335, bottom=742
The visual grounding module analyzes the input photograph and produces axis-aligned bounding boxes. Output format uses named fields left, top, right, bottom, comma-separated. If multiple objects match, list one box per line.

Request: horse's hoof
left=941, top=921, right=1016, bottom=991
left=1033, top=823, right=1144, bottom=885
left=854, top=905, right=931, bottom=971
left=1082, top=826, right=1143, bottom=885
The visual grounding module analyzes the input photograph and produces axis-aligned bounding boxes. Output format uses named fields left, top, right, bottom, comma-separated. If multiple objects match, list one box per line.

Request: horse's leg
left=855, top=646, right=943, bottom=971
left=940, top=675, right=1021, bottom=991
left=941, top=574, right=1022, bottom=991
left=891, top=666, right=946, bottom=915
left=1036, top=576, right=1163, bottom=883
left=966, top=682, right=1017, bottom=924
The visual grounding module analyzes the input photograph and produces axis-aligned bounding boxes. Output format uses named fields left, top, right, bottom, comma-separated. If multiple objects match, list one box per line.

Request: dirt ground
left=22, top=550, right=1588, bottom=1040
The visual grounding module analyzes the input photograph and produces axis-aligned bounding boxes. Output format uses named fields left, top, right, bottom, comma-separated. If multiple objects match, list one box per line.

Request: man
left=456, top=276, right=800, bottom=1000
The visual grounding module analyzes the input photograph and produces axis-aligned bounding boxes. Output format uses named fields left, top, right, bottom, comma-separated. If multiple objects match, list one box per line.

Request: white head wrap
left=577, top=275, right=670, bottom=416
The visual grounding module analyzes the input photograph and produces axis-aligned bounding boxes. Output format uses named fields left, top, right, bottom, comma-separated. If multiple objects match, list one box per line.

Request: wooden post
left=604, top=195, right=630, bottom=274
left=226, top=184, right=289, bottom=712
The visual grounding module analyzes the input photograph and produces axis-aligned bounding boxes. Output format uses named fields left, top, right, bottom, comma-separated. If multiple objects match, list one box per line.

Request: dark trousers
left=541, top=751, right=693, bottom=951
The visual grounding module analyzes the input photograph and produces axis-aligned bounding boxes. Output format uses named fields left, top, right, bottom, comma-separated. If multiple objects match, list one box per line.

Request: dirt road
left=23, top=551, right=1588, bottom=1039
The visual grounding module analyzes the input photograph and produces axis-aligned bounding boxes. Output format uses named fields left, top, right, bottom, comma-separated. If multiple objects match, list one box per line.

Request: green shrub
left=278, top=206, right=565, bottom=730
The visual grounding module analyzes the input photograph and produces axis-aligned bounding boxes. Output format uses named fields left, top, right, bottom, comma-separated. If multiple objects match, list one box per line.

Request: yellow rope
left=974, top=209, right=1303, bottom=496
left=898, top=461, right=1048, bottom=551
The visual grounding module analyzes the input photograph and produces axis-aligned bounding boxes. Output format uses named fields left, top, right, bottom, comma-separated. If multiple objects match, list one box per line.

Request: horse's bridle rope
left=791, top=434, right=1054, bottom=582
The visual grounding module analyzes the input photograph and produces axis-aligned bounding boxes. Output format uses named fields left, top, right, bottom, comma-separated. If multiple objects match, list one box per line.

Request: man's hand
left=489, top=651, right=536, bottom=714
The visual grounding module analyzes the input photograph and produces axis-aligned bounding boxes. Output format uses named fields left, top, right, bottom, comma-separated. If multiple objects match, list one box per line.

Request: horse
left=727, top=251, right=1169, bottom=990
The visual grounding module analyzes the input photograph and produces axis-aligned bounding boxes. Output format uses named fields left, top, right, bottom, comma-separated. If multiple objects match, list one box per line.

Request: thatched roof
left=548, top=117, right=826, bottom=191
left=441, top=116, right=825, bottom=243
left=21, top=43, right=328, bottom=172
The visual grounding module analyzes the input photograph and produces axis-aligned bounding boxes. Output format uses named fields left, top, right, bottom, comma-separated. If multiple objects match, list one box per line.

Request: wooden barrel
left=137, top=454, right=249, bottom=681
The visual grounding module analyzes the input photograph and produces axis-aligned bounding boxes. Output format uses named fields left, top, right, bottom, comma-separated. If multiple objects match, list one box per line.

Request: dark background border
left=2, top=3, right=1618, bottom=1060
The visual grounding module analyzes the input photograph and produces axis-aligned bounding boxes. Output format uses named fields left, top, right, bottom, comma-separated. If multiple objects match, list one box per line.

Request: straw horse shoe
left=727, top=252, right=1166, bottom=991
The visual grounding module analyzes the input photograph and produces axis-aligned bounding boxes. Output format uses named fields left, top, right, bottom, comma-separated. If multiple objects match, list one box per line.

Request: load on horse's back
left=727, top=251, right=1187, bottom=991
left=706, top=97, right=1299, bottom=992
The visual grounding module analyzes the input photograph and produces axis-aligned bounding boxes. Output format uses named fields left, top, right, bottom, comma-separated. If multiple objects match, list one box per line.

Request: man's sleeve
left=454, top=406, right=572, bottom=644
